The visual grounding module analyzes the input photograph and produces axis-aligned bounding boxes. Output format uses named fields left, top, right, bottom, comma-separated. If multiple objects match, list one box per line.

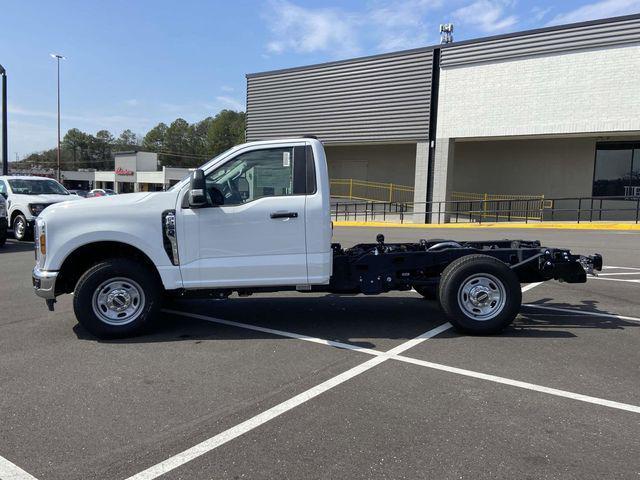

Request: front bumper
left=32, top=267, right=58, bottom=300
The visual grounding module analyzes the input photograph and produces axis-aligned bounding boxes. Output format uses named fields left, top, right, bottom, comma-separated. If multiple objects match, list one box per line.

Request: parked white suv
left=0, top=194, right=7, bottom=247
left=0, top=176, right=81, bottom=241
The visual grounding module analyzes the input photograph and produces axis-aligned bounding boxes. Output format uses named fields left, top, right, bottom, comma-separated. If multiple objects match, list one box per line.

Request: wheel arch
left=10, top=208, right=25, bottom=224
left=55, top=241, right=163, bottom=296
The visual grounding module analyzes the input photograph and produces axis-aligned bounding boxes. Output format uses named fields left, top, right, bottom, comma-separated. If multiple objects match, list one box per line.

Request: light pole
left=0, top=64, right=7, bottom=176
left=50, top=53, right=65, bottom=181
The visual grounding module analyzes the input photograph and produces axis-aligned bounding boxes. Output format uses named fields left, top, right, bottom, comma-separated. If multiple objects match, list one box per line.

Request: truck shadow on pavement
left=72, top=295, right=638, bottom=344
left=0, top=238, right=34, bottom=253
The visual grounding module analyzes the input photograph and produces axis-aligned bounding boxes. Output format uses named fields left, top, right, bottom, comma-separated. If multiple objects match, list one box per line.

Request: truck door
left=182, top=142, right=310, bottom=288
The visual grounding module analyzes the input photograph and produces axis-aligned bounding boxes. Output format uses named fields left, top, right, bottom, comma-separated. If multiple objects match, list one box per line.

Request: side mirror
left=0, top=192, right=6, bottom=199
left=188, top=169, right=208, bottom=208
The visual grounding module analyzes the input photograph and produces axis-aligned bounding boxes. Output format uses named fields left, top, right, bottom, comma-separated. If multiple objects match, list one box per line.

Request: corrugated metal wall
left=441, top=16, right=640, bottom=67
left=246, top=49, right=433, bottom=143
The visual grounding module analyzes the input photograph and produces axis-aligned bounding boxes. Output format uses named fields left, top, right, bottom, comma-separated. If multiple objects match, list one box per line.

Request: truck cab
left=33, top=138, right=601, bottom=339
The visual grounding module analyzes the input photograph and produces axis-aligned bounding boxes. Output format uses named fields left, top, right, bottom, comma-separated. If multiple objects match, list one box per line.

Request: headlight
left=35, top=219, right=46, bottom=266
left=29, top=203, right=48, bottom=216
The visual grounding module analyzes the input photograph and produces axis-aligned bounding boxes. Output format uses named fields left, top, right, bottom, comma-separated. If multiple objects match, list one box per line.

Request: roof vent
left=440, top=23, right=454, bottom=44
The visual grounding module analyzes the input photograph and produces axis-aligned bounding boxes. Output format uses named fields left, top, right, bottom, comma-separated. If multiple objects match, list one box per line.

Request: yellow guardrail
left=451, top=191, right=545, bottom=221
left=330, top=178, right=414, bottom=204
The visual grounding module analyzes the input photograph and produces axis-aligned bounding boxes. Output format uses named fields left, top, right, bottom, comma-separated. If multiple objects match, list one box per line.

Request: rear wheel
left=73, top=258, right=161, bottom=339
left=438, top=255, right=521, bottom=334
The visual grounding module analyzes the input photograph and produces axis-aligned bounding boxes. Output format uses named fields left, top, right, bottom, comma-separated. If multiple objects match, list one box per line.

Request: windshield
left=8, top=179, right=69, bottom=195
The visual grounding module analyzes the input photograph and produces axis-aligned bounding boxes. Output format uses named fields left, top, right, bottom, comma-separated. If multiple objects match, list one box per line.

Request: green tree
left=116, top=129, right=139, bottom=149
left=142, top=122, right=168, bottom=152
left=91, top=130, right=115, bottom=169
left=206, top=110, right=245, bottom=156
left=163, top=118, right=194, bottom=166
left=62, top=128, right=91, bottom=165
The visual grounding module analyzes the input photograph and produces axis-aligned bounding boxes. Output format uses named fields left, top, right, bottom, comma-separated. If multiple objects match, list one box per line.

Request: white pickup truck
left=33, top=138, right=602, bottom=339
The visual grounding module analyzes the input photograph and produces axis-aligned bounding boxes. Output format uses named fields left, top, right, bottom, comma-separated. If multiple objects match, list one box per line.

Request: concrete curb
left=333, top=221, right=640, bottom=231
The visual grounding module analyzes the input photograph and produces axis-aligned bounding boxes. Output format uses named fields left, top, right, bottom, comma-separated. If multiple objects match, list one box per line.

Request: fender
left=48, top=231, right=183, bottom=291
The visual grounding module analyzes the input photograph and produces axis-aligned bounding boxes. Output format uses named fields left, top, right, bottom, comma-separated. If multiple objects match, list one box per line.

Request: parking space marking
left=162, top=309, right=385, bottom=357
left=126, top=322, right=452, bottom=480
left=589, top=276, right=640, bottom=284
left=602, top=266, right=640, bottom=270
left=0, top=455, right=39, bottom=480
left=598, top=272, right=640, bottom=276
left=522, top=304, right=640, bottom=323
left=391, top=355, right=640, bottom=414
left=521, top=282, right=543, bottom=292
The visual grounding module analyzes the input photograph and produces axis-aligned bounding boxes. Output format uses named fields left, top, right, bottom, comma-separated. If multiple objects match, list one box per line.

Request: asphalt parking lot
left=1, top=226, right=639, bottom=479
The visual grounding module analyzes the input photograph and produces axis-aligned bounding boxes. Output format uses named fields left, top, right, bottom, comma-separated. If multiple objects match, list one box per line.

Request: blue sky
left=1, top=0, right=639, bottom=160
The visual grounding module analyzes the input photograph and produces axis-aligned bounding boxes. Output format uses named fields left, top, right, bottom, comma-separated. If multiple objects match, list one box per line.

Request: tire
left=73, top=258, right=161, bottom=339
left=414, top=284, right=437, bottom=300
left=13, top=213, right=31, bottom=241
left=438, top=254, right=521, bottom=335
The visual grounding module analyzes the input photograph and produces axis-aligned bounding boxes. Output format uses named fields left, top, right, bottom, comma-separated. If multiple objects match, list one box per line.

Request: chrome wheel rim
left=457, top=273, right=506, bottom=321
left=14, top=218, right=25, bottom=239
left=92, top=277, right=145, bottom=325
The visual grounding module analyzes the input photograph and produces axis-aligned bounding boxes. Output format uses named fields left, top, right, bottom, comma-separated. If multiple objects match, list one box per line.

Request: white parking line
left=161, top=309, right=384, bottom=357
left=598, top=272, right=640, bottom=276
left=522, top=304, right=640, bottom=323
left=521, top=282, right=543, bottom=293
left=125, top=322, right=451, bottom=480
left=602, top=266, right=640, bottom=270
left=392, top=355, right=640, bottom=414
left=589, top=276, right=640, bottom=284
left=0, top=455, right=39, bottom=480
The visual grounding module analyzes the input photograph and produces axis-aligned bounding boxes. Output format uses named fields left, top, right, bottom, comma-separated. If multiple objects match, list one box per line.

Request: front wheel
left=438, top=255, right=521, bottom=335
left=13, top=214, right=31, bottom=241
left=73, top=258, right=161, bottom=339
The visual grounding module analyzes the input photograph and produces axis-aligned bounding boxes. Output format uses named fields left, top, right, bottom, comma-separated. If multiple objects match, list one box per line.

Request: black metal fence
left=331, top=196, right=640, bottom=224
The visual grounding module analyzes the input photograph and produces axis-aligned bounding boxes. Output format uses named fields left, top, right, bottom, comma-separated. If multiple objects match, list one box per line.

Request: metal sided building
left=246, top=14, right=640, bottom=220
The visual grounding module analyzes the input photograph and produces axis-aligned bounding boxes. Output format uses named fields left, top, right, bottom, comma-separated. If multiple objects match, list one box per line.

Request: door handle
left=270, top=211, right=298, bottom=219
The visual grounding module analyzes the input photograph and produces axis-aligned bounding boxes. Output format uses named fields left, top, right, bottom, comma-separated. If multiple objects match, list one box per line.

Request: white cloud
left=220, top=85, right=235, bottom=92
left=263, top=0, right=444, bottom=57
left=547, top=0, right=640, bottom=25
left=215, top=96, right=245, bottom=111
left=124, top=99, right=139, bottom=106
left=368, top=0, right=442, bottom=28
left=453, top=0, right=518, bottom=33
left=531, top=6, right=553, bottom=23
left=9, top=105, right=150, bottom=129
left=264, top=0, right=360, bottom=57
left=368, top=0, right=442, bottom=51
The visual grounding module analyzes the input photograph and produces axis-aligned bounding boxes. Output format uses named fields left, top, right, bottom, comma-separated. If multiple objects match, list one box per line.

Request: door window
left=205, top=147, right=295, bottom=206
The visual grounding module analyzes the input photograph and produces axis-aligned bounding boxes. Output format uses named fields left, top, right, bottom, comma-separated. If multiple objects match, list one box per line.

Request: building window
left=593, top=143, right=640, bottom=197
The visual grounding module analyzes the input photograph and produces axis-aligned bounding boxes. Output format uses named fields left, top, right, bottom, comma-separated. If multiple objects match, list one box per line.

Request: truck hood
left=11, top=193, right=83, bottom=205
left=41, top=191, right=163, bottom=218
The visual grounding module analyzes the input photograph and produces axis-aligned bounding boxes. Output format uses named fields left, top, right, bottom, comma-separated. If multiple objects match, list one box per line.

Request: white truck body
left=36, top=138, right=332, bottom=291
